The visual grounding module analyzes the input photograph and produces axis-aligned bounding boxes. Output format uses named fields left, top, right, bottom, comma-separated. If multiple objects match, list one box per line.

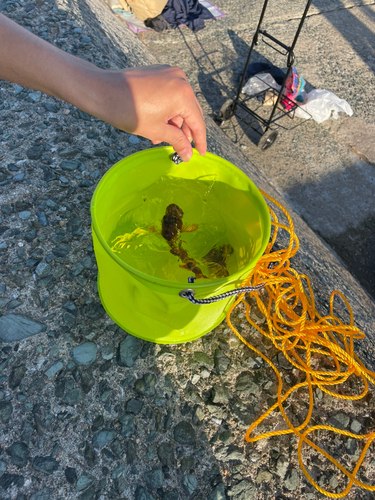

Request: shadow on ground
left=321, top=0, right=375, bottom=75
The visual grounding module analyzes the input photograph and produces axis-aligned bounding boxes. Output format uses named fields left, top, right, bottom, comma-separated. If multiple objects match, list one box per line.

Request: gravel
left=0, top=1, right=374, bottom=500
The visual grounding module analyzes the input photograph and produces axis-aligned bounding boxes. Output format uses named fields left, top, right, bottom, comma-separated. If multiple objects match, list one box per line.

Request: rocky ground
left=1, top=0, right=375, bottom=500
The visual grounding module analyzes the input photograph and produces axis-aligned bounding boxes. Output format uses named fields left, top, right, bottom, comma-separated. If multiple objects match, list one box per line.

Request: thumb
left=161, top=123, right=193, bottom=162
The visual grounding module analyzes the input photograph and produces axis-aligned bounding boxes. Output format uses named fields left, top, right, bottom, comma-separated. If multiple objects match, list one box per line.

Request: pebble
left=36, top=211, right=48, bottom=226
left=0, top=473, right=24, bottom=489
left=256, top=469, right=272, bottom=483
left=135, top=373, right=157, bottom=396
left=65, top=467, right=78, bottom=484
left=35, top=262, right=52, bottom=278
left=92, top=429, right=117, bottom=447
left=63, top=311, right=76, bottom=327
left=84, top=442, right=97, bottom=467
left=0, top=297, right=10, bottom=308
left=32, top=456, right=60, bottom=475
left=7, top=442, right=29, bottom=468
left=112, top=464, right=127, bottom=493
left=67, top=217, right=81, bottom=232
left=173, top=421, right=196, bottom=445
left=181, top=474, right=197, bottom=495
left=284, top=468, right=300, bottom=491
left=129, top=135, right=140, bottom=144
left=76, top=474, right=94, bottom=491
left=44, top=360, right=63, bottom=378
left=101, top=345, right=115, bottom=360
left=145, top=468, right=163, bottom=489
left=52, top=243, right=71, bottom=257
left=64, top=388, right=84, bottom=405
left=7, top=299, right=23, bottom=310
left=211, top=385, right=231, bottom=404
left=26, top=144, right=44, bottom=160
left=29, top=91, right=42, bottom=102
left=328, top=412, right=350, bottom=430
left=350, top=418, right=362, bottom=433
left=157, top=442, right=175, bottom=466
left=9, top=365, right=27, bottom=389
left=0, top=401, right=13, bottom=423
left=71, top=342, right=98, bottom=366
left=117, top=335, right=141, bottom=367
left=18, top=210, right=31, bottom=220
left=235, top=371, right=260, bottom=394
left=43, top=102, right=59, bottom=113
left=119, top=414, right=135, bottom=437
left=329, top=474, right=339, bottom=489
left=126, top=398, right=143, bottom=415
left=277, top=352, right=293, bottom=370
left=193, top=351, right=214, bottom=367
left=275, top=455, right=289, bottom=478
left=228, top=480, right=256, bottom=500
left=60, top=160, right=79, bottom=171
left=80, top=369, right=95, bottom=394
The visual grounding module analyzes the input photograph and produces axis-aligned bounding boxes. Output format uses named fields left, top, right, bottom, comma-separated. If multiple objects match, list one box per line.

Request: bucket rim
left=90, top=146, right=271, bottom=291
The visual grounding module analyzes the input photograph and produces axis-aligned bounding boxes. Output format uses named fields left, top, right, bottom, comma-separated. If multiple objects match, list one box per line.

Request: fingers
left=184, top=109, right=206, bottom=156
left=182, top=122, right=193, bottom=143
left=169, top=116, right=184, bottom=129
left=163, top=70, right=206, bottom=156
left=162, top=123, right=193, bottom=162
left=177, top=86, right=206, bottom=156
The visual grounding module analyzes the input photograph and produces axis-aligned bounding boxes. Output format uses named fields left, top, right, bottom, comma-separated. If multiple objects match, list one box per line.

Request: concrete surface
left=1, top=0, right=375, bottom=499
left=142, top=0, right=375, bottom=299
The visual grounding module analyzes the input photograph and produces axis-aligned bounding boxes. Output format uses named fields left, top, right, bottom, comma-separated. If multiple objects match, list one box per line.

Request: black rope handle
left=179, top=283, right=265, bottom=304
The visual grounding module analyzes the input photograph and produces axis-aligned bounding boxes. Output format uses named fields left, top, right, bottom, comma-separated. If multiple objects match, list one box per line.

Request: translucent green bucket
left=90, top=147, right=270, bottom=344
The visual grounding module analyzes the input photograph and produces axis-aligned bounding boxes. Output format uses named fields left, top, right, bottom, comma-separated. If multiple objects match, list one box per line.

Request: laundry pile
left=106, top=0, right=225, bottom=33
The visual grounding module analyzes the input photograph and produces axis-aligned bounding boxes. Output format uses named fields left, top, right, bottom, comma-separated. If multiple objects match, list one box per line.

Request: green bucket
left=90, top=147, right=270, bottom=344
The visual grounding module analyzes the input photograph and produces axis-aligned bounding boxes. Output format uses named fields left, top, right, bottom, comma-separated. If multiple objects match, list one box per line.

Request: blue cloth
left=161, top=0, right=214, bottom=32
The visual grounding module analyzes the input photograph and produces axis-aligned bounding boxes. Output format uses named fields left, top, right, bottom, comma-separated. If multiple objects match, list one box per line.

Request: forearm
left=0, top=13, right=104, bottom=115
left=0, top=13, right=206, bottom=160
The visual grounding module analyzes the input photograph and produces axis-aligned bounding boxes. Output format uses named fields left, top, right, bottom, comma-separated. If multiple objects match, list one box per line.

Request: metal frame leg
left=233, top=0, right=270, bottom=107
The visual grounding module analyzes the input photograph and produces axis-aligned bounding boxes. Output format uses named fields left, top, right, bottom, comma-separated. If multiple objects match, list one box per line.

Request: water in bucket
left=108, top=175, right=257, bottom=283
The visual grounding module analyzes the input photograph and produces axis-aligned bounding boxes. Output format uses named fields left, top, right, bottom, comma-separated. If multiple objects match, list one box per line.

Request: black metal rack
left=216, top=0, right=313, bottom=150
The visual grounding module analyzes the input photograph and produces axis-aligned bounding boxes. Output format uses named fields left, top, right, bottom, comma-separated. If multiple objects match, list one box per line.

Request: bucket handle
left=179, top=283, right=265, bottom=304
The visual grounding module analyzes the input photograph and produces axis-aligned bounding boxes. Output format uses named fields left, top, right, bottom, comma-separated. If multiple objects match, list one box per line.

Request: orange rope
left=226, top=191, right=375, bottom=498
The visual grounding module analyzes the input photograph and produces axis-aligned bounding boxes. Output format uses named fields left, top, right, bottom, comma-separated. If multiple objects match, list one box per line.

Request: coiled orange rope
left=226, top=190, right=375, bottom=498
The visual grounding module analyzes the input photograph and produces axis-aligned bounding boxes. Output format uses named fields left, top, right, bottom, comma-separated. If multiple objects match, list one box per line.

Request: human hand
left=0, top=14, right=206, bottom=161
left=89, top=65, right=206, bottom=162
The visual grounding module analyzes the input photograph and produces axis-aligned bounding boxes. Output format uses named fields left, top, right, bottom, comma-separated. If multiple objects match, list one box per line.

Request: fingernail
left=180, top=149, right=192, bottom=161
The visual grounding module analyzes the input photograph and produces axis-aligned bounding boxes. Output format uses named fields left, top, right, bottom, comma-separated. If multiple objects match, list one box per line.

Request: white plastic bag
left=294, top=89, right=353, bottom=123
left=242, top=73, right=281, bottom=96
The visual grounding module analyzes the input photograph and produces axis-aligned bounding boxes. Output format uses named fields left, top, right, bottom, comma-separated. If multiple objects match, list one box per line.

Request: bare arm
left=0, top=13, right=206, bottom=161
